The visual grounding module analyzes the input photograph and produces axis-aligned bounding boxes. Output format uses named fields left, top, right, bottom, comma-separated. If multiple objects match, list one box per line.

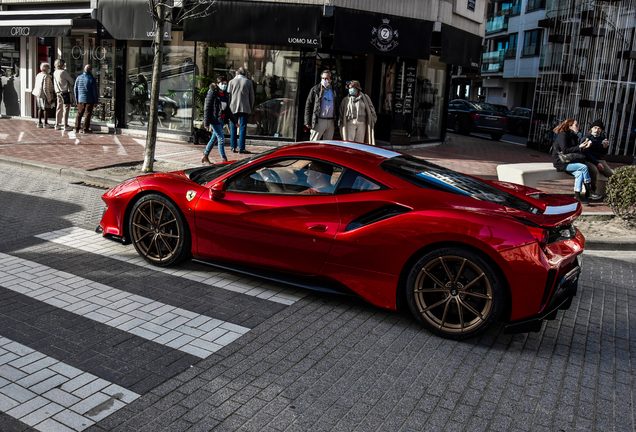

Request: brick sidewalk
left=0, top=118, right=619, bottom=212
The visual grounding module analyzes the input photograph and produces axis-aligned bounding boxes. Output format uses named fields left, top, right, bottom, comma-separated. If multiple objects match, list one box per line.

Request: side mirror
left=210, top=182, right=226, bottom=200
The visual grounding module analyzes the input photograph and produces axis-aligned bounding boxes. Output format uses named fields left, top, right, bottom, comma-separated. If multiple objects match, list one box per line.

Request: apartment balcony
left=481, top=50, right=506, bottom=73
left=486, top=11, right=509, bottom=34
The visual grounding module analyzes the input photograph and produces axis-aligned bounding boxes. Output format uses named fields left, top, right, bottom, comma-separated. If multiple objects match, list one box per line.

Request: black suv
left=447, top=99, right=508, bottom=140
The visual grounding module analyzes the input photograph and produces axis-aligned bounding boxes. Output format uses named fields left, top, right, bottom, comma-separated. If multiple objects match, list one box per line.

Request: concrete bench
left=496, top=162, right=608, bottom=194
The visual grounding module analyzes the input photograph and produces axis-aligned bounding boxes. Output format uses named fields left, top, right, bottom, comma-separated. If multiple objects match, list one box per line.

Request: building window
left=527, top=0, right=546, bottom=12
left=510, top=0, right=521, bottom=15
left=506, top=33, right=518, bottom=58
left=522, top=30, right=542, bottom=56
left=0, top=38, right=20, bottom=116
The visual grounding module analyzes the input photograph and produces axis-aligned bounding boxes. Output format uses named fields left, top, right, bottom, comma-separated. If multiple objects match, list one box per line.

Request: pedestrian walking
left=551, top=119, right=603, bottom=206
left=73, top=64, right=99, bottom=134
left=32, top=62, right=55, bottom=128
left=227, top=67, right=254, bottom=154
left=202, top=76, right=237, bottom=164
left=582, top=120, right=614, bottom=196
left=339, top=80, right=377, bottom=145
left=129, top=74, right=148, bottom=126
left=304, top=70, right=339, bottom=141
left=53, top=59, right=75, bottom=131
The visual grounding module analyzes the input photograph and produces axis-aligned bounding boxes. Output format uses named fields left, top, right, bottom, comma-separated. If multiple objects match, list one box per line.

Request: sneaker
left=78, top=130, right=85, bottom=134
left=83, top=129, right=93, bottom=134
left=239, top=149, right=251, bottom=154
left=64, top=126, right=73, bottom=131
left=54, top=125, right=61, bottom=130
left=37, top=123, right=43, bottom=128
left=43, top=124, right=53, bottom=128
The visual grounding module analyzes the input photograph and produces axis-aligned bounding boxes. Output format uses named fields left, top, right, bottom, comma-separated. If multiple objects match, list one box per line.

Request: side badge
left=186, top=190, right=197, bottom=202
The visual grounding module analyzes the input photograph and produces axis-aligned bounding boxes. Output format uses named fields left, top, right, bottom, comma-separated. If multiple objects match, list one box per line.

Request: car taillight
left=526, top=226, right=548, bottom=249
left=470, top=113, right=481, bottom=119
left=502, top=116, right=508, bottom=122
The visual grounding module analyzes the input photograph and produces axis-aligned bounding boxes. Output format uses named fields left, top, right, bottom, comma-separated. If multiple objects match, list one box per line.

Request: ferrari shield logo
left=186, top=190, right=197, bottom=201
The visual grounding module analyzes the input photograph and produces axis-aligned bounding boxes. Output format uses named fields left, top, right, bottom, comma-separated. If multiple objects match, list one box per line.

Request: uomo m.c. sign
left=72, top=45, right=107, bottom=61
left=11, top=27, right=30, bottom=36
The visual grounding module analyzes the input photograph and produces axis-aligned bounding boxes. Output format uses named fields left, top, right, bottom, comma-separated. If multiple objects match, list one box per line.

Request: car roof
left=261, top=141, right=402, bottom=172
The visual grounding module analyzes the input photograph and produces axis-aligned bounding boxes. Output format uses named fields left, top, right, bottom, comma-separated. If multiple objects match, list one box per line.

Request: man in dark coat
left=304, top=70, right=339, bottom=141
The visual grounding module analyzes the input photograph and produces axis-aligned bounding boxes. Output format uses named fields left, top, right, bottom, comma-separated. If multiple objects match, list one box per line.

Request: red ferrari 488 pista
left=98, top=141, right=584, bottom=340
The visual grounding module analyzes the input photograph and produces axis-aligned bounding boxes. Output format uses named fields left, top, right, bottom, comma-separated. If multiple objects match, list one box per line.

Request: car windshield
left=380, top=155, right=537, bottom=213
left=185, top=148, right=278, bottom=185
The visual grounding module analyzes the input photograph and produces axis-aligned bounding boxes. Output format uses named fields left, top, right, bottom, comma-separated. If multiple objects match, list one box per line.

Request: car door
left=194, top=157, right=341, bottom=275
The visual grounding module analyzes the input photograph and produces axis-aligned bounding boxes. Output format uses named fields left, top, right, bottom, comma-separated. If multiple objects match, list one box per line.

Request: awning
left=0, top=9, right=92, bottom=37
left=97, top=0, right=171, bottom=40
left=333, top=8, right=433, bottom=59
left=184, top=1, right=321, bottom=48
left=440, top=25, right=483, bottom=68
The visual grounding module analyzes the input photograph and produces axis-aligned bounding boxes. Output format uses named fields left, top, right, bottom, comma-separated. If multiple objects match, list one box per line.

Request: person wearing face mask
left=304, top=70, right=340, bottom=141
left=202, top=76, right=237, bottom=164
left=582, top=120, right=614, bottom=196
left=338, top=80, right=377, bottom=145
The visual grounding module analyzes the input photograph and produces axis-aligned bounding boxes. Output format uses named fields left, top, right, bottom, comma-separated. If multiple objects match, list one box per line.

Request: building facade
left=531, top=0, right=636, bottom=157
left=0, top=0, right=486, bottom=146
left=480, top=0, right=545, bottom=111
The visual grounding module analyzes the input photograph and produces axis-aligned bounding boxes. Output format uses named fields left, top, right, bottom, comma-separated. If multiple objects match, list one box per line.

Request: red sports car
left=98, top=141, right=584, bottom=340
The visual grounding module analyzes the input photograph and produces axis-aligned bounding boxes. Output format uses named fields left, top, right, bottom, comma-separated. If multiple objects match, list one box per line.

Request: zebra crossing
left=36, top=227, right=306, bottom=305
left=0, top=227, right=303, bottom=431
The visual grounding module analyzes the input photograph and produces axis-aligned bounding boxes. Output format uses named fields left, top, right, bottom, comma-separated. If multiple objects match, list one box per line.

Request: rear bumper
left=503, top=256, right=581, bottom=334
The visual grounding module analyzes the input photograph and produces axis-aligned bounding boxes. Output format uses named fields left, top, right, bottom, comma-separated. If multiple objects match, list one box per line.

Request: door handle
left=308, top=224, right=328, bottom=232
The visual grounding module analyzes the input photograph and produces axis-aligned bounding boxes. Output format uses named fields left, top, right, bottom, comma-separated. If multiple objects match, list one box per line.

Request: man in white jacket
left=53, top=59, right=75, bottom=131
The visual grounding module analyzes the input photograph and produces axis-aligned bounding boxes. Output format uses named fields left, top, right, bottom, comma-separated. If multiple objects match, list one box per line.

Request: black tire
left=129, top=194, right=191, bottom=267
left=537, top=136, right=552, bottom=153
left=405, top=247, right=504, bottom=340
left=453, top=119, right=463, bottom=134
left=491, top=133, right=503, bottom=141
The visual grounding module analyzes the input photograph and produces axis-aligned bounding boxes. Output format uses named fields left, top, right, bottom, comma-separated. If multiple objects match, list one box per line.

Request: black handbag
left=60, top=91, right=71, bottom=104
left=557, top=151, right=585, bottom=164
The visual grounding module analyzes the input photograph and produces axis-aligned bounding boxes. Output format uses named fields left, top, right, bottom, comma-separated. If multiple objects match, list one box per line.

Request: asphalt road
left=0, top=165, right=634, bottom=432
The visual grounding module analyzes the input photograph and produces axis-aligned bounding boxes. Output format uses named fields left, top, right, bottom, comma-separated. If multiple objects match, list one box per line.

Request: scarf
left=345, top=94, right=363, bottom=120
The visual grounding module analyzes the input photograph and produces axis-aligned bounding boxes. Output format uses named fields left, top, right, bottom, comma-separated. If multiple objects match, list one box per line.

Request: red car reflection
left=98, top=142, right=584, bottom=340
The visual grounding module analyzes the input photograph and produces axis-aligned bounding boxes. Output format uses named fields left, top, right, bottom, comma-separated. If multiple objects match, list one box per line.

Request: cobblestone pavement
left=0, top=155, right=634, bottom=431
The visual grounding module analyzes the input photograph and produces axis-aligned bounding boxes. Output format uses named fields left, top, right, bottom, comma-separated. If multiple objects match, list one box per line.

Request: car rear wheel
left=129, top=194, right=190, bottom=267
left=453, top=119, right=463, bottom=134
left=406, top=247, right=504, bottom=340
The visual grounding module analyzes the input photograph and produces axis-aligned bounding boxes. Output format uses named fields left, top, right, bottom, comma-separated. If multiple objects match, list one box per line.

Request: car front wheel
left=406, top=247, right=504, bottom=340
left=129, top=194, right=190, bottom=267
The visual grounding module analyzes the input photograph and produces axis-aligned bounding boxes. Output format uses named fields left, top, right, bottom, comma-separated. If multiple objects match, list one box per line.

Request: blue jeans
left=230, top=113, right=249, bottom=151
left=566, top=163, right=591, bottom=192
left=204, top=123, right=226, bottom=160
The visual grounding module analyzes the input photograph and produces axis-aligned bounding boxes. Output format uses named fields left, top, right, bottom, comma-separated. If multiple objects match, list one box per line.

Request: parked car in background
left=490, top=104, right=509, bottom=115
left=447, top=99, right=508, bottom=140
left=507, top=107, right=535, bottom=136
left=247, top=98, right=294, bottom=137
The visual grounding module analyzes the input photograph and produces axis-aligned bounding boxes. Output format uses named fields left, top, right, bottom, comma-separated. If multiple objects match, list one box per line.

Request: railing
left=486, top=15, right=509, bottom=33
left=505, top=48, right=517, bottom=58
left=523, top=44, right=540, bottom=56
left=510, top=3, right=521, bottom=14
left=481, top=50, right=506, bottom=72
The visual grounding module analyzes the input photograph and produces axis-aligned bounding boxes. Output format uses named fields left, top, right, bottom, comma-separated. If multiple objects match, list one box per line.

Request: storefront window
left=411, top=56, right=446, bottom=142
left=0, top=38, right=20, bottom=116
left=195, top=43, right=300, bottom=139
left=126, top=31, right=195, bottom=131
left=89, top=37, right=116, bottom=125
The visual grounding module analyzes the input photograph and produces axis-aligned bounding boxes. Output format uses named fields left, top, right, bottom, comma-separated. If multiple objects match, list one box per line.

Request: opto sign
left=11, top=27, right=30, bottom=36
left=72, top=45, right=107, bottom=61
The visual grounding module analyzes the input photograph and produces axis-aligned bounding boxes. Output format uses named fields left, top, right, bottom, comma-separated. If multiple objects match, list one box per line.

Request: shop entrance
left=299, top=49, right=445, bottom=144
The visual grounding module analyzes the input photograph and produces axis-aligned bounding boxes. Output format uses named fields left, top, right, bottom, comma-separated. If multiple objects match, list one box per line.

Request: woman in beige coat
left=32, top=62, right=55, bottom=128
left=339, top=80, right=377, bottom=145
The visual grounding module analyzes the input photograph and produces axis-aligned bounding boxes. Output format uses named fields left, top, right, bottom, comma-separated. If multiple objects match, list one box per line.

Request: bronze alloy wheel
left=129, top=194, right=189, bottom=266
left=406, top=248, right=503, bottom=339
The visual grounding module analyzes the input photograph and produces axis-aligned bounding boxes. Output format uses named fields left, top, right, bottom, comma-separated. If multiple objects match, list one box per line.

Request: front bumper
left=503, top=255, right=581, bottom=334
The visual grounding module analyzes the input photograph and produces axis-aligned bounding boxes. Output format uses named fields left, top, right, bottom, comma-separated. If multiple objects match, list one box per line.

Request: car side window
left=226, top=158, right=343, bottom=195
left=336, top=169, right=387, bottom=194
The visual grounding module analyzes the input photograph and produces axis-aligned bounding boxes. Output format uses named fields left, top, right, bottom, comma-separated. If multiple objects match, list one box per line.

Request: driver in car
left=302, top=161, right=335, bottom=194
